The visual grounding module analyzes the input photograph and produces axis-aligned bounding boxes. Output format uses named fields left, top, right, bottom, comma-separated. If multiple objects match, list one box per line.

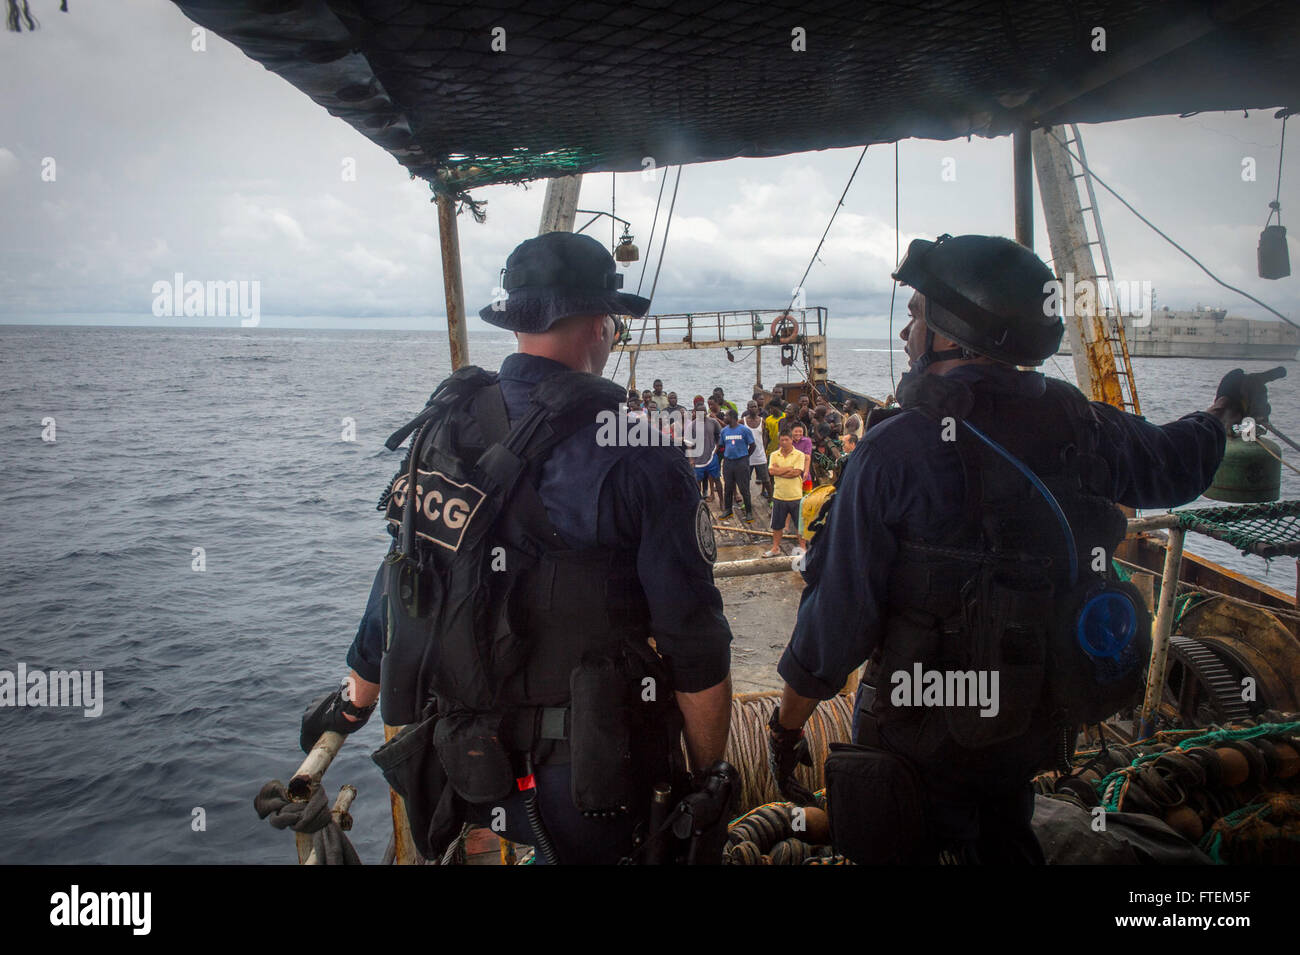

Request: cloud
left=0, top=2, right=1295, bottom=331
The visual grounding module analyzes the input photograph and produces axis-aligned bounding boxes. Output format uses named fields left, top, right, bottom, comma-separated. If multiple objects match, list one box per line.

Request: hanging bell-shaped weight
left=1204, top=433, right=1282, bottom=503
left=614, top=230, right=639, bottom=265
left=1258, top=224, right=1290, bottom=280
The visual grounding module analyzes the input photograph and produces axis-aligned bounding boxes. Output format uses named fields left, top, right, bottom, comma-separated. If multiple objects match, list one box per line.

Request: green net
left=1174, top=500, right=1300, bottom=559
left=1096, top=720, right=1300, bottom=812
left=1202, top=793, right=1300, bottom=864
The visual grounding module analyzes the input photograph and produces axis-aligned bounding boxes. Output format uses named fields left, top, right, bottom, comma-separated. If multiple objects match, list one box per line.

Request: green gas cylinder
left=1205, top=433, right=1282, bottom=503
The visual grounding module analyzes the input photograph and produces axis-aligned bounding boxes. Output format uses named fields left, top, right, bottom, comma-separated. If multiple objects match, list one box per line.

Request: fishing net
left=1175, top=500, right=1300, bottom=559
left=1202, top=792, right=1300, bottom=864
left=170, top=1, right=1300, bottom=197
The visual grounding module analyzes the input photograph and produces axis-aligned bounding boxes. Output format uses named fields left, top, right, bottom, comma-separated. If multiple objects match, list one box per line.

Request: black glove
left=767, top=706, right=815, bottom=805
left=1215, top=366, right=1287, bottom=425
left=300, top=684, right=375, bottom=754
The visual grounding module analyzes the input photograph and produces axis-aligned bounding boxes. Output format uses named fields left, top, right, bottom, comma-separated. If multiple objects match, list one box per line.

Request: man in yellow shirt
left=763, top=400, right=785, bottom=456
left=763, top=430, right=806, bottom=557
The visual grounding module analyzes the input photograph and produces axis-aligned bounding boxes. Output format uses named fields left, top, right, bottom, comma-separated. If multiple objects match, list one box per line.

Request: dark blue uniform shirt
left=777, top=363, right=1227, bottom=701
left=348, top=352, right=733, bottom=693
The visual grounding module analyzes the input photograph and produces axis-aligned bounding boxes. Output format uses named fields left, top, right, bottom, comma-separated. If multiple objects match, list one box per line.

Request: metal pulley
left=779, top=343, right=795, bottom=366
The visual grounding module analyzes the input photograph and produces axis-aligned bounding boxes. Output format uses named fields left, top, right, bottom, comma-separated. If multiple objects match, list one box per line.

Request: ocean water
left=0, top=324, right=1296, bottom=864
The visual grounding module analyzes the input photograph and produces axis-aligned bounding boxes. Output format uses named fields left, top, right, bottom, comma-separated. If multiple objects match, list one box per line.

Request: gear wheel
left=1164, top=635, right=1252, bottom=727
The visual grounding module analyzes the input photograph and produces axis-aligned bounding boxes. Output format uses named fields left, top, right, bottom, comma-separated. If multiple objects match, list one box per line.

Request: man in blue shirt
left=766, top=234, right=1263, bottom=864
left=719, top=408, right=757, bottom=522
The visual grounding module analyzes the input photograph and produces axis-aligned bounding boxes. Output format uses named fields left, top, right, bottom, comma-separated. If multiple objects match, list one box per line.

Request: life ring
left=770, top=314, right=799, bottom=344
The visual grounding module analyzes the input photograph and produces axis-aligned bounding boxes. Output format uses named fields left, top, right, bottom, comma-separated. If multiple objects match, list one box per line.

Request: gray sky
left=2, top=0, right=1296, bottom=336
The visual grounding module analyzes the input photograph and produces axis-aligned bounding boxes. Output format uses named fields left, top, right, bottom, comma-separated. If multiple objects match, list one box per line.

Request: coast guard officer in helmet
left=766, top=233, right=1265, bottom=864
left=299, top=231, right=733, bottom=864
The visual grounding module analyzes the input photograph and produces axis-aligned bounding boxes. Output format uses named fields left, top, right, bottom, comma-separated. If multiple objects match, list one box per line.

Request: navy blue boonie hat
left=478, top=231, right=651, bottom=332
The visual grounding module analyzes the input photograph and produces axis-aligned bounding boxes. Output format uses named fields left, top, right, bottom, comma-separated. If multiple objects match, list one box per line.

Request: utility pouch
left=371, top=711, right=452, bottom=859
left=432, top=711, right=515, bottom=805
left=948, top=566, right=1051, bottom=748
left=825, top=742, right=927, bottom=864
left=569, top=655, right=635, bottom=812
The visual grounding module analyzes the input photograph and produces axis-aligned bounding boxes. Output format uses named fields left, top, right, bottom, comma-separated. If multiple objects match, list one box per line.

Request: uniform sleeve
left=1090, top=404, right=1226, bottom=509
left=345, top=559, right=388, bottom=684
left=602, top=451, right=732, bottom=693
left=778, top=445, right=901, bottom=699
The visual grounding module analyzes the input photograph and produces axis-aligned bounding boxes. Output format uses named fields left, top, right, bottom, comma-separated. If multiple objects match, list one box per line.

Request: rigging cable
left=1265, top=111, right=1288, bottom=229
left=609, top=165, right=670, bottom=382
left=888, top=140, right=900, bottom=400
left=789, top=145, right=870, bottom=392
left=1045, top=127, right=1297, bottom=331
left=617, top=165, right=683, bottom=388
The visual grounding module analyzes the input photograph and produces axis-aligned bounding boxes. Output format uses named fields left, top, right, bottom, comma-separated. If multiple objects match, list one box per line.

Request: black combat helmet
left=892, top=234, right=1064, bottom=367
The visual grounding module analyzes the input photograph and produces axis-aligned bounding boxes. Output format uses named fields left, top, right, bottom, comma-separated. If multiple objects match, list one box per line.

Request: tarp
left=172, top=1, right=1300, bottom=194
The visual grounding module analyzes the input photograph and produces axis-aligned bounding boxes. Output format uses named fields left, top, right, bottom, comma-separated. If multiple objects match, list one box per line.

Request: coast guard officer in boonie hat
left=304, top=229, right=734, bottom=865
left=480, top=231, right=651, bottom=332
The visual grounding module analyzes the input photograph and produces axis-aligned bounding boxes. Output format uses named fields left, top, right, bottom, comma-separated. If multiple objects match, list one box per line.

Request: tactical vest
left=378, top=365, right=681, bottom=812
left=862, top=374, right=1148, bottom=775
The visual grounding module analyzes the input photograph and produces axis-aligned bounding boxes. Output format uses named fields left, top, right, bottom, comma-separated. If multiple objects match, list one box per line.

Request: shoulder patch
left=385, top=469, right=487, bottom=552
left=694, top=500, right=717, bottom=564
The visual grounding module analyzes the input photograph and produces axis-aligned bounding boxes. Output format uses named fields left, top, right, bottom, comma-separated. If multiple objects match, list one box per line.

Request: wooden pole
left=1139, top=526, right=1187, bottom=738
left=713, top=555, right=799, bottom=577
left=436, top=193, right=470, bottom=372
left=755, top=345, right=762, bottom=389
left=712, top=524, right=778, bottom=538
left=384, top=723, right=421, bottom=865
left=539, top=175, right=583, bottom=234
left=1013, top=125, right=1033, bottom=250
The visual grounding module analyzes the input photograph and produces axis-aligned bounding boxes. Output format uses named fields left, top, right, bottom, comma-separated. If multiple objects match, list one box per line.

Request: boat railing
left=616, top=307, right=826, bottom=347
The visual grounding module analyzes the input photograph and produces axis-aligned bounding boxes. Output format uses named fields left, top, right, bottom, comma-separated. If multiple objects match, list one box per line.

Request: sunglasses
left=608, top=314, right=628, bottom=339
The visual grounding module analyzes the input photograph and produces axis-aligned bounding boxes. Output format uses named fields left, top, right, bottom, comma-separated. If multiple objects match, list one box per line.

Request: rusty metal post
left=289, top=730, right=345, bottom=863
left=1013, top=125, right=1033, bottom=250
left=289, top=731, right=345, bottom=799
left=1139, top=526, right=1187, bottom=738
left=302, top=785, right=359, bottom=865
left=436, top=192, right=470, bottom=372
left=755, top=344, right=762, bottom=389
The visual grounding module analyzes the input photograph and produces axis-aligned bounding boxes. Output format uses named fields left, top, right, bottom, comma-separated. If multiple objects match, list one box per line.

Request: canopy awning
left=172, top=0, right=1300, bottom=195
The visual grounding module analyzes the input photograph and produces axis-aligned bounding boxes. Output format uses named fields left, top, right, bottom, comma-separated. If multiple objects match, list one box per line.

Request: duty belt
left=504, top=705, right=571, bottom=761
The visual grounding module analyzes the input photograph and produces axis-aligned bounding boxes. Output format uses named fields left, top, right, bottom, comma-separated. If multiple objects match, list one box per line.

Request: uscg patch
left=694, top=500, right=717, bottom=564
left=385, top=469, right=486, bottom=552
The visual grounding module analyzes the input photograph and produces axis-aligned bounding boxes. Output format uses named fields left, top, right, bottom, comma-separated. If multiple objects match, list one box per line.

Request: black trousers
left=852, top=685, right=1044, bottom=865
left=722, top=457, right=752, bottom=514
left=918, top=783, right=1044, bottom=864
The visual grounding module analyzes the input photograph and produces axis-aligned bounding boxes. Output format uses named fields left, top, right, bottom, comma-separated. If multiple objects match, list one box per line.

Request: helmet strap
left=913, top=298, right=969, bottom=372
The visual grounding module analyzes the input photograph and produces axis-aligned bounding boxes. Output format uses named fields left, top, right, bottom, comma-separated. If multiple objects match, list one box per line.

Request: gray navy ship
left=1062, top=307, right=1298, bottom=360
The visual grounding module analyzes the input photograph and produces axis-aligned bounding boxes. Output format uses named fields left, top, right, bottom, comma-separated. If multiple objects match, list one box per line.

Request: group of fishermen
left=291, top=229, right=1280, bottom=864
